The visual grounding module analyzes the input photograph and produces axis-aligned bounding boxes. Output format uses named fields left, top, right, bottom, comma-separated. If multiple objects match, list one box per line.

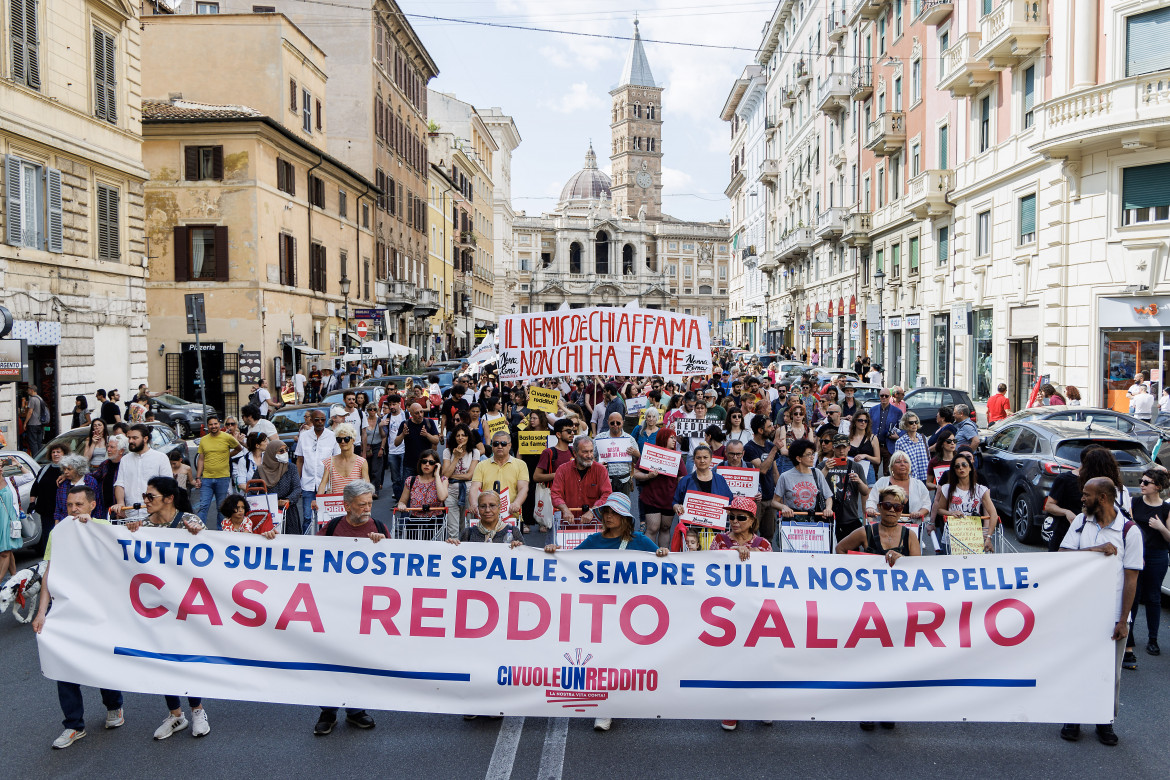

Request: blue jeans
left=302, top=491, right=316, bottom=535
left=387, top=453, right=405, bottom=501
left=164, top=695, right=201, bottom=711
left=1131, top=550, right=1169, bottom=644
left=58, top=682, right=122, bottom=730
left=196, top=477, right=230, bottom=530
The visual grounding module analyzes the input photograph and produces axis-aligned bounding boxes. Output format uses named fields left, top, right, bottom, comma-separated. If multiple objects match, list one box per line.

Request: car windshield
left=271, top=408, right=329, bottom=434
left=1054, top=440, right=1153, bottom=467
left=851, top=387, right=882, bottom=405
left=153, top=394, right=191, bottom=406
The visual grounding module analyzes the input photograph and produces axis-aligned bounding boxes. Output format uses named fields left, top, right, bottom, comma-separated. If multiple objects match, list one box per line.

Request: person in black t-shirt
left=1044, top=470, right=1082, bottom=552
left=100, top=389, right=123, bottom=425
left=1129, top=468, right=1170, bottom=657
left=821, top=434, right=870, bottom=540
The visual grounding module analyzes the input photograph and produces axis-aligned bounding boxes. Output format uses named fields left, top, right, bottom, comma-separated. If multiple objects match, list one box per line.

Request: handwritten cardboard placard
left=526, top=386, right=560, bottom=413
left=947, top=515, right=986, bottom=554
left=486, top=416, right=510, bottom=439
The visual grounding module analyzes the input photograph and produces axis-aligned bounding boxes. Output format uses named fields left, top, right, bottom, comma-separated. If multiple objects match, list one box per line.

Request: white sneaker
left=153, top=713, right=189, bottom=740
left=191, top=708, right=210, bottom=738
left=593, top=718, right=612, bottom=732
left=105, top=708, right=125, bottom=729
left=52, top=728, right=85, bottom=749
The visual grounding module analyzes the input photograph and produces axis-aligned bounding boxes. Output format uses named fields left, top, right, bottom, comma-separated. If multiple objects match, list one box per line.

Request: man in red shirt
left=986, top=383, right=1012, bottom=424
left=551, top=436, right=612, bottom=522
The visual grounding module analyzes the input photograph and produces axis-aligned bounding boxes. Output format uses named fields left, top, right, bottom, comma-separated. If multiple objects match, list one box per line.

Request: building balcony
left=725, top=168, right=746, bottom=198
left=851, top=65, right=873, bottom=101
left=413, top=287, right=441, bottom=318
left=849, top=0, right=887, bottom=25
left=781, top=87, right=798, bottom=108
left=915, top=0, right=953, bottom=26
left=864, top=111, right=905, bottom=156
left=829, top=146, right=847, bottom=169
left=816, top=72, right=852, bottom=115
left=815, top=207, right=848, bottom=240
left=905, top=169, right=955, bottom=219
left=757, top=251, right=778, bottom=273
left=776, top=227, right=814, bottom=262
left=757, top=158, right=780, bottom=186
left=1031, top=75, right=1170, bottom=158
left=827, top=11, right=848, bottom=42
left=382, top=280, right=417, bottom=314
left=842, top=212, right=872, bottom=246
left=764, top=116, right=780, bottom=137
left=977, top=0, right=1049, bottom=70
left=795, top=61, right=812, bottom=87
left=457, top=230, right=476, bottom=248
left=937, top=33, right=994, bottom=96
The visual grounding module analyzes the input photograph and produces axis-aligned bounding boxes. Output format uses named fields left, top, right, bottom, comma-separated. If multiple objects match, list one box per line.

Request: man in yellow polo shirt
left=194, top=414, right=241, bottom=530
left=468, top=430, right=528, bottom=522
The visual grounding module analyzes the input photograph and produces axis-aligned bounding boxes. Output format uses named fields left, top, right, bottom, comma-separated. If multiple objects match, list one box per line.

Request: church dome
left=559, top=144, right=611, bottom=203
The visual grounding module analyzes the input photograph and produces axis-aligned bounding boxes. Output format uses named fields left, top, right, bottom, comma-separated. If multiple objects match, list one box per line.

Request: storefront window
left=972, top=310, right=993, bottom=400
left=890, top=330, right=903, bottom=388
left=1102, top=331, right=1162, bottom=412
left=907, top=328, right=920, bottom=387
left=932, top=314, right=949, bottom=386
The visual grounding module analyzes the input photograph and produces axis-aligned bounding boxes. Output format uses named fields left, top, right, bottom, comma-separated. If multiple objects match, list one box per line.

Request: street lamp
left=339, top=275, right=352, bottom=358
left=872, top=267, right=886, bottom=364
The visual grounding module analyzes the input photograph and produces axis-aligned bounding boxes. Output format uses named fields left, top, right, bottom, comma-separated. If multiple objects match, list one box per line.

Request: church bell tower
left=609, top=20, right=663, bottom=221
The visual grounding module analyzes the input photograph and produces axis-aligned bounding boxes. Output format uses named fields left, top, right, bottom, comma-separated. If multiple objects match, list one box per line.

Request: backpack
left=248, top=388, right=262, bottom=409
left=323, top=516, right=389, bottom=537
left=38, top=398, right=49, bottom=425
left=1072, top=507, right=1136, bottom=552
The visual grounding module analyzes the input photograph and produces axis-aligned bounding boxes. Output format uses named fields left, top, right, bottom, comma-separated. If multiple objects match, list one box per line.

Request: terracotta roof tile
left=143, top=99, right=263, bottom=121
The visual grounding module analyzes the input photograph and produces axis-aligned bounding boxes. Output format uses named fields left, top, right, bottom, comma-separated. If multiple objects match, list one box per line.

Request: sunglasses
left=420, top=459, right=438, bottom=466
left=878, top=501, right=904, bottom=511
left=492, top=441, right=509, bottom=447
left=337, top=437, right=353, bottom=443
left=943, top=438, right=956, bottom=444
left=819, top=438, right=832, bottom=444
left=1140, top=478, right=1157, bottom=486
left=142, top=492, right=160, bottom=501
left=954, top=461, right=971, bottom=469
left=728, top=514, right=754, bottom=524
left=880, top=394, right=891, bottom=398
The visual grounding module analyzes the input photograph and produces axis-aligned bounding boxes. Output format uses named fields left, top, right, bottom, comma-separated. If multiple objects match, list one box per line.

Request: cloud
left=547, top=82, right=605, bottom=114
left=661, top=167, right=694, bottom=192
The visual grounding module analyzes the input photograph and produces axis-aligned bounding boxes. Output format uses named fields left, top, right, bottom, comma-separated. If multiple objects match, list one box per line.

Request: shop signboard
left=0, top=339, right=29, bottom=382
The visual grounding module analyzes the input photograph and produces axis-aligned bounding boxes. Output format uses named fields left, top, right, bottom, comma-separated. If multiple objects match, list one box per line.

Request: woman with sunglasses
left=1126, top=468, right=1170, bottom=660
left=930, top=453, right=997, bottom=553
left=892, top=412, right=930, bottom=482
left=926, top=432, right=958, bottom=493
left=866, top=451, right=931, bottom=521
left=777, top=403, right=813, bottom=474
left=125, top=476, right=212, bottom=739
left=723, top=408, right=751, bottom=445
left=316, top=423, right=369, bottom=498
left=397, top=449, right=449, bottom=525
left=848, top=412, right=881, bottom=486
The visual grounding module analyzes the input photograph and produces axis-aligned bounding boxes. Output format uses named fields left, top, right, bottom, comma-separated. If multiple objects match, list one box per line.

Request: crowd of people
left=18, top=349, right=1158, bottom=749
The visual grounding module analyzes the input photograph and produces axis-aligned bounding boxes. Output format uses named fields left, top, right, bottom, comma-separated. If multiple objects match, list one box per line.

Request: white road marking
left=537, top=718, right=569, bottom=780
left=485, top=716, right=525, bottom=780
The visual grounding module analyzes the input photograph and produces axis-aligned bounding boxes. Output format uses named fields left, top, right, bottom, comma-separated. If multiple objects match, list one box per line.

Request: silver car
left=0, top=450, right=43, bottom=550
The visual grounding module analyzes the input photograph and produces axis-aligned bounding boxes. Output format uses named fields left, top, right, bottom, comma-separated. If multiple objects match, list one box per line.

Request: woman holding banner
left=672, top=444, right=734, bottom=520
left=633, top=427, right=687, bottom=549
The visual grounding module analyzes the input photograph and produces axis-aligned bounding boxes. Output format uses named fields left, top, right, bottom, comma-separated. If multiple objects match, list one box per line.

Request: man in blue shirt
left=868, top=388, right=904, bottom=478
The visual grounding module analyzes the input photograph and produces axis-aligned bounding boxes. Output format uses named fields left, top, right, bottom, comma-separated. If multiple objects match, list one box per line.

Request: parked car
left=321, top=387, right=386, bottom=409
left=988, top=406, right=1170, bottom=468
left=842, top=383, right=884, bottom=408
left=979, top=420, right=1153, bottom=544
left=34, top=422, right=193, bottom=466
left=901, top=387, right=977, bottom=435
left=148, top=393, right=208, bottom=439
left=0, top=450, right=43, bottom=550
left=269, top=403, right=334, bottom=456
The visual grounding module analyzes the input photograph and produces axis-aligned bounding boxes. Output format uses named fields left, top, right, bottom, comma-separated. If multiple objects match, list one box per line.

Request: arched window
left=623, top=244, right=635, bottom=275
left=634, top=102, right=641, bottom=118
left=570, top=242, right=582, bottom=274
left=595, top=231, right=609, bottom=275
left=648, top=103, right=655, bottom=119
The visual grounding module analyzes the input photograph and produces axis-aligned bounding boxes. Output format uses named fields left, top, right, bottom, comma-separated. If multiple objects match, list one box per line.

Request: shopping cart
left=391, top=506, right=446, bottom=541
left=669, top=518, right=725, bottom=552
left=777, top=511, right=836, bottom=553
left=552, top=507, right=600, bottom=550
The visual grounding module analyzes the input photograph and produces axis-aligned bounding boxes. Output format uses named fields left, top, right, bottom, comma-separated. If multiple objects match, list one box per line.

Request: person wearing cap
left=821, top=433, right=870, bottom=541
left=712, top=496, right=772, bottom=560
left=703, top=388, right=726, bottom=421
left=543, top=490, right=667, bottom=734
left=329, top=404, right=348, bottom=432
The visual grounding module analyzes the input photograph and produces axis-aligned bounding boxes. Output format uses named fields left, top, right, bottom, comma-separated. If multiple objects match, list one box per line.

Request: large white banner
left=497, top=307, right=712, bottom=381
left=38, top=521, right=1119, bottom=723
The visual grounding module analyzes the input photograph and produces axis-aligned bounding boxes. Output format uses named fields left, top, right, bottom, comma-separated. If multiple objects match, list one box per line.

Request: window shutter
left=4, top=155, right=22, bottom=246
left=938, top=125, right=948, bottom=169
left=319, top=244, right=326, bottom=292
left=290, top=236, right=297, bottom=287
left=184, top=147, right=198, bottom=180
left=1023, top=66, right=1035, bottom=113
left=1123, top=163, right=1170, bottom=210
left=214, top=225, right=229, bottom=281
left=316, top=99, right=322, bottom=131
left=938, top=226, right=949, bottom=264
left=212, top=146, right=224, bottom=180
left=278, top=232, right=287, bottom=284
left=106, top=186, right=119, bottom=259
left=173, top=226, right=190, bottom=281
left=103, top=31, right=116, bottom=122
left=1019, top=194, right=1037, bottom=237
left=93, top=28, right=107, bottom=120
left=11, top=0, right=26, bottom=86
left=289, top=79, right=297, bottom=112
left=1126, top=6, right=1170, bottom=77
left=97, top=185, right=119, bottom=260
left=46, top=167, right=62, bottom=253
left=23, top=0, right=39, bottom=89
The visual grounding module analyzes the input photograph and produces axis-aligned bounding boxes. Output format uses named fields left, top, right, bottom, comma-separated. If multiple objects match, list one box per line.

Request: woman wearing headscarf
left=258, top=437, right=302, bottom=534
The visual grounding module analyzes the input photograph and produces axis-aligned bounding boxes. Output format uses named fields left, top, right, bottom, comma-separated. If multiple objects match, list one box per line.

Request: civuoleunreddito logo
left=496, top=648, right=659, bottom=711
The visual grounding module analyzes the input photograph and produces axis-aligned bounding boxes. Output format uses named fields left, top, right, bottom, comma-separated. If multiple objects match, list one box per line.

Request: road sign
left=356, top=321, right=369, bottom=338
left=798, top=324, right=806, bottom=335
left=352, top=308, right=385, bottom=320
left=184, top=293, right=207, bottom=335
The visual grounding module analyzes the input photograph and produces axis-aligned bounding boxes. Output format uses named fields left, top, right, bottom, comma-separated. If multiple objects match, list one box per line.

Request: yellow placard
left=517, top=420, right=529, bottom=431
left=281, top=392, right=296, bottom=403
left=486, top=416, right=510, bottom=439
left=527, top=386, right=560, bottom=413
left=947, top=515, right=986, bottom=554
left=519, top=431, right=547, bottom=455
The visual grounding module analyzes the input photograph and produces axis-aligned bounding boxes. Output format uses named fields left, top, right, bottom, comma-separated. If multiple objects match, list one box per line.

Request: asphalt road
left=4, top=492, right=1170, bottom=779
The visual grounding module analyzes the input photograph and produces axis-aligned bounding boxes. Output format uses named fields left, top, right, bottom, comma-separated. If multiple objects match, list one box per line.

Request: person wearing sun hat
left=711, top=496, right=772, bottom=560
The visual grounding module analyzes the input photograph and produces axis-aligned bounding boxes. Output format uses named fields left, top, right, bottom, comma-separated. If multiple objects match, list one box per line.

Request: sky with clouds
left=399, top=0, right=776, bottom=222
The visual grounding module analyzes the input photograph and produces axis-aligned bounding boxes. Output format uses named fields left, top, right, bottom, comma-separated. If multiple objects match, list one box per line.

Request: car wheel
left=1013, top=490, right=1040, bottom=545
left=176, top=420, right=190, bottom=439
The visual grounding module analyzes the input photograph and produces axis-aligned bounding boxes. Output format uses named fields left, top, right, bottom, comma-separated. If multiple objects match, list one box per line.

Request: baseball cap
left=329, top=404, right=347, bottom=418
left=726, top=496, right=758, bottom=514
left=597, top=492, right=635, bottom=520
left=832, top=433, right=850, bottom=447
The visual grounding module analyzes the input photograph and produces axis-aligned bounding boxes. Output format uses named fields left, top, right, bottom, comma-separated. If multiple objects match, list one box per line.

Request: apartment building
left=480, top=108, right=522, bottom=320
left=140, top=14, right=376, bottom=409
left=727, top=0, right=1170, bottom=411
left=0, top=0, right=148, bottom=445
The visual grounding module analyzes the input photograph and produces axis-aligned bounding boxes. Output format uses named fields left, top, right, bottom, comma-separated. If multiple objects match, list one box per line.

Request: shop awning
left=286, top=343, right=325, bottom=355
